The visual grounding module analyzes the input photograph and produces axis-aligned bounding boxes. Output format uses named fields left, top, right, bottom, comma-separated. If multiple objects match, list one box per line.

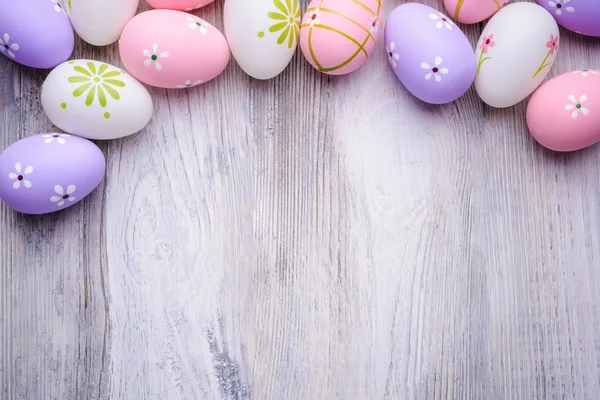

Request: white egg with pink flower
left=474, top=2, right=559, bottom=108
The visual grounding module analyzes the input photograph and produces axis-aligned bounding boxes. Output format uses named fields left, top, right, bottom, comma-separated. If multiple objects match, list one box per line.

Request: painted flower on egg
left=565, top=94, right=589, bottom=119
left=143, top=43, right=169, bottom=71
left=428, top=12, right=454, bottom=30
left=476, top=34, right=495, bottom=75
left=8, top=163, right=33, bottom=190
left=386, top=41, right=399, bottom=68
left=266, top=0, right=301, bottom=48
left=421, top=57, right=449, bottom=82
left=50, top=184, right=77, bottom=207
left=547, top=0, right=574, bottom=16
left=67, top=62, right=126, bottom=108
left=0, top=33, right=20, bottom=59
left=573, top=70, right=598, bottom=77
left=43, top=133, right=71, bottom=144
left=187, top=15, right=208, bottom=35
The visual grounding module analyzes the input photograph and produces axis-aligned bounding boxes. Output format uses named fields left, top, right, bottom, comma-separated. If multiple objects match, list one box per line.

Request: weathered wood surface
left=2, top=0, right=600, bottom=399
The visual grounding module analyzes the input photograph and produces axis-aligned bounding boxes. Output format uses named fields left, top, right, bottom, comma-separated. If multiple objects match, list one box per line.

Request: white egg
left=474, top=2, right=559, bottom=108
left=64, top=0, right=139, bottom=46
left=41, top=59, right=153, bottom=140
left=224, top=0, right=301, bottom=80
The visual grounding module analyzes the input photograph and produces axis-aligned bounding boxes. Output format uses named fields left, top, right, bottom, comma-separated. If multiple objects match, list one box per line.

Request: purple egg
left=0, top=0, right=74, bottom=68
left=536, top=0, right=600, bottom=37
left=384, top=3, right=476, bottom=105
left=0, top=134, right=105, bottom=215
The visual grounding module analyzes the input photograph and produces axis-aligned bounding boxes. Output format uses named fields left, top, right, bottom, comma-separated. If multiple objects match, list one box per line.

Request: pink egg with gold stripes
left=299, top=0, right=384, bottom=75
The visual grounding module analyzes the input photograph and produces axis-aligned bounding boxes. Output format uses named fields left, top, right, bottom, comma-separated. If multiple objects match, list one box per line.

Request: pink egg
left=118, top=9, right=230, bottom=89
left=145, top=0, right=215, bottom=11
left=443, top=0, right=510, bottom=24
left=299, top=0, right=384, bottom=75
left=526, top=69, right=600, bottom=152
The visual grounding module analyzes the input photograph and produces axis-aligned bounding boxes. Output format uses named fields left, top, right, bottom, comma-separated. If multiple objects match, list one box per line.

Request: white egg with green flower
left=224, top=0, right=301, bottom=80
left=41, top=59, right=153, bottom=140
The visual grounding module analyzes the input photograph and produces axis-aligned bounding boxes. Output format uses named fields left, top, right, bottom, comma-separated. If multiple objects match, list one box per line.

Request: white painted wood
left=2, top=1, right=600, bottom=399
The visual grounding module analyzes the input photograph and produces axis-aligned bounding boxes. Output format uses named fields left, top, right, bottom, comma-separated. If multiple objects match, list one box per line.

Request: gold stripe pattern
left=304, top=0, right=382, bottom=73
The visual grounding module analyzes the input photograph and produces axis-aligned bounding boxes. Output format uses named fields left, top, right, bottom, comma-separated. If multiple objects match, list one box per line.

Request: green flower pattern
left=265, top=0, right=301, bottom=48
left=67, top=62, right=125, bottom=110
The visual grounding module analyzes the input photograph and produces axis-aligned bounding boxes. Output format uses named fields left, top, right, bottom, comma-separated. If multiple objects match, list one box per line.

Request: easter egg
left=474, top=3, right=559, bottom=108
left=299, top=0, right=384, bottom=75
left=224, top=0, right=301, bottom=80
left=41, top=60, right=153, bottom=140
left=536, top=0, right=600, bottom=37
left=65, top=0, right=139, bottom=46
left=145, top=0, right=215, bottom=11
left=443, top=0, right=511, bottom=24
left=0, top=0, right=74, bottom=68
left=383, top=4, right=476, bottom=105
left=119, top=10, right=230, bottom=89
left=526, top=69, right=600, bottom=152
left=0, top=134, right=105, bottom=215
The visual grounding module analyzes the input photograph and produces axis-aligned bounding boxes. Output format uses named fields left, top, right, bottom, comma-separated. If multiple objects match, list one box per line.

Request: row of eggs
left=3, top=0, right=599, bottom=76
left=0, top=0, right=599, bottom=217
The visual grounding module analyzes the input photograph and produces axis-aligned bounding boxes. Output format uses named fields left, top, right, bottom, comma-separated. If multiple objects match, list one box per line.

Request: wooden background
left=2, top=0, right=600, bottom=398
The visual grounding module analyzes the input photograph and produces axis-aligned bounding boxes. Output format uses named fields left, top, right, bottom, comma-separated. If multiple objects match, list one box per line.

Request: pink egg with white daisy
left=118, top=9, right=230, bottom=89
left=527, top=69, right=600, bottom=152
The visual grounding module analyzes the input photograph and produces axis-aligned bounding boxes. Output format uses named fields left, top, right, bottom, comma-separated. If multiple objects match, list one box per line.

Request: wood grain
left=2, top=0, right=600, bottom=399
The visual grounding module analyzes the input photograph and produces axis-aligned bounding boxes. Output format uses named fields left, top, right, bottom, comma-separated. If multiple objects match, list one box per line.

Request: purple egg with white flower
left=536, top=0, right=600, bottom=37
left=0, top=134, right=105, bottom=215
left=0, top=0, right=74, bottom=68
left=384, top=3, right=476, bottom=105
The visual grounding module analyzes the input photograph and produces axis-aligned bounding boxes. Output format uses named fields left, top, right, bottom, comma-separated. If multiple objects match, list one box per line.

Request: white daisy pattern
left=368, top=15, right=380, bottom=35
left=8, top=163, right=33, bottom=190
left=386, top=42, right=399, bottom=68
left=573, top=69, right=598, bottom=77
left=176, top=79, right=204, bottom=88
left=143, top=43, right=169, bottom=71
left=421, top=57, right=449, bottom=82
left=0, top=33, right=19, bottom=59
left=184, top=3, right=204, bottom=11
left=50, top=184, right=77, bottom=207
left=565, top=94, right=589, bottom=119
left=43, top=133, right=70, bottom=144
left=428, top=13, right=454, bottom=30
left=547, top=0, right=574, bottom=16
left=50, top=0, right=66, bottom=14
left=187, top=16, right=208, bottom=34
left=306, top=8, right=321, bottom=27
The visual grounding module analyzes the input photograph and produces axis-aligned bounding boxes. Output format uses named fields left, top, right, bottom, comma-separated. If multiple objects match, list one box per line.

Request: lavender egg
left=0, top=134, right=105, bottom=215
left=536, top=0, right=600, bottom=37
left=384, top=3, right=476, bottom=105
left=0, top=0, right=74, bottom=68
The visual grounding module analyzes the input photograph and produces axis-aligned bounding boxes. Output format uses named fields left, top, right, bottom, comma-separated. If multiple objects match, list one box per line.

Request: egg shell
left=0, top=0, right=73, bottom=68
left=299, top=0, right=384, bottom=75
left=145, top=0, right=215, bottom=11
left=474, top=3, right=559, bottom=108
left=0, top=134, right=105, bottom=215
left=65, top=0, right=139, bottom=46
left=526, top=70, right=600, bottom=152
left=119, top=10, right=230, bottom=89
left=224, top=0, right=300, bottom=80
left=536, top=0, right=600, bottom=37
left=443, top=0, right=511, bottom=24
left=41, top=60, right=153, bottom=140
left=383, top=4, right=476, bottom=105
